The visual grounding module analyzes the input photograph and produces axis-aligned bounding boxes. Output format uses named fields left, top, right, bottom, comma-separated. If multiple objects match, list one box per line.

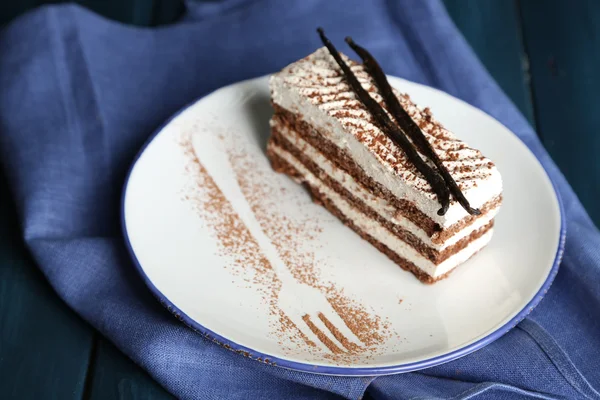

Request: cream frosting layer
left=270, top=143, right=493, bottom=278
left=270, top=47, right=503, bottom=228
left=271, top=119, right=499, bottom=251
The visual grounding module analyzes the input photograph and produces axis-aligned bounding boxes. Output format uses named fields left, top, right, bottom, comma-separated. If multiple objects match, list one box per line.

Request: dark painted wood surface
left=443, top=0, right=535, bottom=125
left=519, top=0, right=600, bottom=224
left=1, top=1, right=599, bottom=399
left=0, top=0, right=184, bottom=26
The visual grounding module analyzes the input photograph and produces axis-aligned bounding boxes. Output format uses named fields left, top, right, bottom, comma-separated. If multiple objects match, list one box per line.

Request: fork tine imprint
left=317, top=312, right=362, bottom=352
left=302, top=314, right=344, bottom=354
left=301, top=312, right=363, bottom=354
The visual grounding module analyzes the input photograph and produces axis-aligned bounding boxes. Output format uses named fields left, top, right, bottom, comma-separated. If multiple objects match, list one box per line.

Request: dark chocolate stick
left=317, top=28, right=451, bottom=215
left=345, top=36, right=480, bottom=216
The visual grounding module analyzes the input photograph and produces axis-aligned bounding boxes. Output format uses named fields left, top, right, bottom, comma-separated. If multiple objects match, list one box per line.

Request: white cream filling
left=272, top=119, right=499, bottom=250
left=271, top=75, right=503, bottom=228
left=271, top=144, right=494, bottom=278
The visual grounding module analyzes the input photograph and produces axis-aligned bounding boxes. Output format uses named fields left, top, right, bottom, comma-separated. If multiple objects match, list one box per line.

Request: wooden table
left=1, top=1, right=598, bottom=398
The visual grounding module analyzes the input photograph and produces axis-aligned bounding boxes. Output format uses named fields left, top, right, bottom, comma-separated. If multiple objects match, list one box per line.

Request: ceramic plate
left=122, top=76, right=565, bottom=375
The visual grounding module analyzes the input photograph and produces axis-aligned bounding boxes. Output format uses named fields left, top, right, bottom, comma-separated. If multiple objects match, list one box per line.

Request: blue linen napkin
left=1, top=0, right=599, bottom=398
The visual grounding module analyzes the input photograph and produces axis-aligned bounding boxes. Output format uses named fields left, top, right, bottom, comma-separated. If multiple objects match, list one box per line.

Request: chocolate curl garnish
left=345, top=36, right=481, bottom=216
left=317, top=28, right=451, bottom=215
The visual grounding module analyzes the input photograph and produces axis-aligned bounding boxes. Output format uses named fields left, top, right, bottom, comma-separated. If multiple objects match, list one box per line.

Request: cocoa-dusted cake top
left=266, top=35, right=502, bottom=282
left=272, top=47, right=499, bottom=205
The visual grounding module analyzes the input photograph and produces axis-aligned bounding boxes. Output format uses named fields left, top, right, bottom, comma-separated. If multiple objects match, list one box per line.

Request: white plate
left=122, top=76, right=565, bottom=375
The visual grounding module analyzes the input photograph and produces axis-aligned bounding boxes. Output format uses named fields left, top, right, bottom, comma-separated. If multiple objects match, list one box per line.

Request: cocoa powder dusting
left=227, top=144, right=326, bottom=292
left=179, top=132, right=280, bottom=303
left=302, top=314, right=343, bottom=354
left=318, top=312, right=362, bottom=353
left=278, top=310, right=316, bottom=349
left=326, top=288, right=389, bottom=348
left=225, top=140, right=393, bottom=360
left=179, top=127, right=394, bottom=363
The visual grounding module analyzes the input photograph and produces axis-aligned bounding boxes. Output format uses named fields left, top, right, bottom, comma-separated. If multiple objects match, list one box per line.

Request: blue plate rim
left=120, top=76, right=567, bottom=376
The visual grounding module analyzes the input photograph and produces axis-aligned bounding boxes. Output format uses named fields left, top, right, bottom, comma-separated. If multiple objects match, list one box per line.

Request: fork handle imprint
left=197, top=137, right=294, bottom=283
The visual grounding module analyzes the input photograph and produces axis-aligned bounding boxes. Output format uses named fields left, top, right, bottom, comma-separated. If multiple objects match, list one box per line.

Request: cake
left=266, top=29, right=502, bottom=283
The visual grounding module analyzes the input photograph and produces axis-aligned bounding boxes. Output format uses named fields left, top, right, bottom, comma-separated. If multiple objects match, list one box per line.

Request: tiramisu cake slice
left=266, top=29, right=502, bottom=283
